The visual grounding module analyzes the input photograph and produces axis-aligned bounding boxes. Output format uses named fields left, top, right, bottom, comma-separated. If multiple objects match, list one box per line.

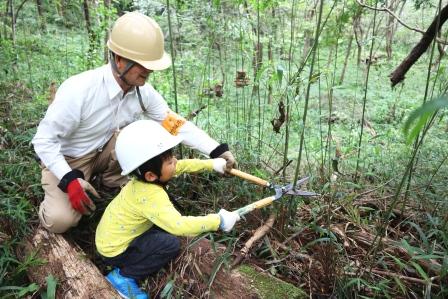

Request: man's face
left=117, top=57, right=153, bottom=86
left=158, top=155, right=177, bottom=183
left=124, top=63, right=153, bottom=86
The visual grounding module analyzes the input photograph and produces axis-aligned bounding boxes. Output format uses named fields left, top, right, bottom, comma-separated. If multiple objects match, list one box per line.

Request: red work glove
left=67, top=178, right=99, bottom=215
left=58, top=169, right=100, bottom=215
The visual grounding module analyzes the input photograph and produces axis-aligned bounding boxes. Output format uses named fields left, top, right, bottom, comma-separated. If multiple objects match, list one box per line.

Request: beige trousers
left=38, top=133, right=128, bottom=233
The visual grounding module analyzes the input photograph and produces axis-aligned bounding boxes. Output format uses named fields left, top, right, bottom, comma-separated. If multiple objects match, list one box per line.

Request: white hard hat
left=107, top=11, right=171, bottom=71
left=116, top=120, right=182, bottom=175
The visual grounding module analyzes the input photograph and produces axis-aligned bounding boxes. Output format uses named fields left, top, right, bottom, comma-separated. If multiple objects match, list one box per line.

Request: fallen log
left=21, top=226, right=304, bottom=298
left=21, top=226, right=119, bottom=298
left=21, top=227, right=258, bottom=298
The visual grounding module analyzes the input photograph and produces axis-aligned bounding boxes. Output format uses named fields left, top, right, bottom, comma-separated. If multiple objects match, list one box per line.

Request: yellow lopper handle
left=229, top=169, right=270, bottom=187
left=234, top=196, right=276, bottom=216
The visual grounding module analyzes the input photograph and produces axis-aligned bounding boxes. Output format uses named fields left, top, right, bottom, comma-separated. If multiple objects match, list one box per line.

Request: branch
left=231, top=213, right=276, bottom=268
left=14, top=0, right=29, bottom=21
left=356, top=0, right=424, bottom=34
left=355, top=0, right=447, bottom=44
left=389, top=3, right=448, bottom=86
left=186, top=105, right=207, bottom=120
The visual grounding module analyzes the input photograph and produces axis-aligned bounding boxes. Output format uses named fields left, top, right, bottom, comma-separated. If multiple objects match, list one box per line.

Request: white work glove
left=212, top=158, right=227, bottom=174
left=218, top=209, right=240, bottom=232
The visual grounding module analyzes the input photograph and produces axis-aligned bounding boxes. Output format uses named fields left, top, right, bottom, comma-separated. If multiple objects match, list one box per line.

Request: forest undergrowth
left=1, top=0, right=448, bottom=298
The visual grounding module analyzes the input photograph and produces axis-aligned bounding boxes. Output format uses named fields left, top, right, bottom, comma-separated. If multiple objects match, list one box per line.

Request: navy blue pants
left=101, top=228, right=180, bottom=280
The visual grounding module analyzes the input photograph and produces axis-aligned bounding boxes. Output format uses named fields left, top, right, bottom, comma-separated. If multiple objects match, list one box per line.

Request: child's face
left=158, top=155, right=177, bottom=183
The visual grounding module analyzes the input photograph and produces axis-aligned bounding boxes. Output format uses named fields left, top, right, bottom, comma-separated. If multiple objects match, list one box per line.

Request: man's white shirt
left=32, top=64, right=219, bottom=179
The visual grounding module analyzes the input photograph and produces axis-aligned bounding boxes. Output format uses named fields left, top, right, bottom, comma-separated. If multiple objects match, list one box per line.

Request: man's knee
left=39, top=203, right=80, bottom=233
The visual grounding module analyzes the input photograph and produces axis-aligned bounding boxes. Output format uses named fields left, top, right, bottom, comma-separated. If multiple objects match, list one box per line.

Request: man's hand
left=210, top=143, right=237, bottom=173
left=218, top=151, right=237, bottom=172
left=218, top=209, right=240, bottom=232
left=58, top=169, right=100, bottom=215
left=67, top=178, right=99, bottom=215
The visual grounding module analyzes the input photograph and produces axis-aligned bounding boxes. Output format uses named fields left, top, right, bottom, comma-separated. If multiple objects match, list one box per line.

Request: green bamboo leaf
left=160, top=280, right=174, bottom=298
left=412, top=254, right=443, bottom=260
left=400, top=239, right=424, bottom=255
left=207, top=252, right=231, bottom=287
left=41, top=274, right=57, bottom=299
left=410, top=261, right=429, bottom=281
left=344, top=277, right=368, bottom=289
left=17, top=283, right=39, bottom=297
left=385, top=252, right=406, bottom=270
left=403, top=95, right=448, bottom=144
left=187, top=233, right=210, bottom=250
left=404, top=221, right=428, bottom=248
left=392, top=276, right=407, bottom=295
left=303, top=237, right=331, bottom=249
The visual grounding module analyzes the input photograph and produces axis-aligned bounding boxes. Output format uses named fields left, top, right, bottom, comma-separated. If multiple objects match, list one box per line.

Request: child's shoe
left=106, top=268, right=149, bottom=299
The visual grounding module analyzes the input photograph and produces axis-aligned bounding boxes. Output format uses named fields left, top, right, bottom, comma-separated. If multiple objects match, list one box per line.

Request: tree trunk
left=103, top=0, right=111, bottom=62
left=83, top=0, right=97, bottom=67
left=35, top=0, right=46, bottom=30
left=301, top=0, right=318, bottom=63
left=385, top=0, right=401, bottom=59
left=83, top=0, right=92, bottom=38
left=21, top=227, right=119, bottom=298
left=8, top=0, right=15, bottom=45
left=268, top=37, right=273, bottom=104
left=339, top=33, right=353, bottom=84
left=55, top=0, right=64, bottom=18
left=353, top=12, right=363, bottom=66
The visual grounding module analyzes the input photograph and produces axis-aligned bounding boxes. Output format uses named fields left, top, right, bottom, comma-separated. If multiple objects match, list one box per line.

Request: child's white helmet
left=115, top=120, right=182, bottom=175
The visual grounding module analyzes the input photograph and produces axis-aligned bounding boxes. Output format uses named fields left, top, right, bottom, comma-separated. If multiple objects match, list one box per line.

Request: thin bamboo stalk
left=354, top=0, right=379, bottom=181
left=292, top=0, right=325, bottom=184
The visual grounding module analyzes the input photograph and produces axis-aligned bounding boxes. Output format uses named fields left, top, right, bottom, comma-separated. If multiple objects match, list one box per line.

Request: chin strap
left=109, top=51, right=135, bottom=86
left=109, top=51, right=146, bottom=112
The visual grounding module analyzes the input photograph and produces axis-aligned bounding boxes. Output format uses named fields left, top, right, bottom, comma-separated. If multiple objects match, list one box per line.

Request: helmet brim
left=135, top=52, right=172, bottom=71
left=119, top=133, right=182, bottom=176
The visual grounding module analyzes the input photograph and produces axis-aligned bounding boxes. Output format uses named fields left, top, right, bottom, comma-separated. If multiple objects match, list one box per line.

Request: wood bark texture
left=232, top=213, right=276, bottom=267
left=390, top=3, right=448, bottom=87
left=22, top=227, right=119, bottom=298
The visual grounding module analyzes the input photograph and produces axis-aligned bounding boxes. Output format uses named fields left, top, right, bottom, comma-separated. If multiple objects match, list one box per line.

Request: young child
left=95, top=120, right=240, bottom=299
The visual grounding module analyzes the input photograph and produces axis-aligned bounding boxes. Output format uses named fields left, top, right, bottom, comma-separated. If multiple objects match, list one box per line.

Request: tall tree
left=35, top=0, right=46, bottom=30
left=385, top=0, right=403, bottom=59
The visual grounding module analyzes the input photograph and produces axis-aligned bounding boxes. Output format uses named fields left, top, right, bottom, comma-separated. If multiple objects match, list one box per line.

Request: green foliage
left=41, top=275, right=58, bottom=299
left=403, top=95, right=448, bottom=144
left=2, top=0, right=448, bottom=297
left=239, top=265, right=307, bottom=298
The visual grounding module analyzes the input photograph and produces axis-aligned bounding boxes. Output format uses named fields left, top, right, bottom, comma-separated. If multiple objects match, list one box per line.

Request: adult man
left=32, top=11, right=236, bottom=234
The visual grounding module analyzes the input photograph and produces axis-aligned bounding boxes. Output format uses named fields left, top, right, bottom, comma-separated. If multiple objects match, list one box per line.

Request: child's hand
left=212, top=158, right=227, bottom=174
left=218, top=209, right=240, bottom=232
